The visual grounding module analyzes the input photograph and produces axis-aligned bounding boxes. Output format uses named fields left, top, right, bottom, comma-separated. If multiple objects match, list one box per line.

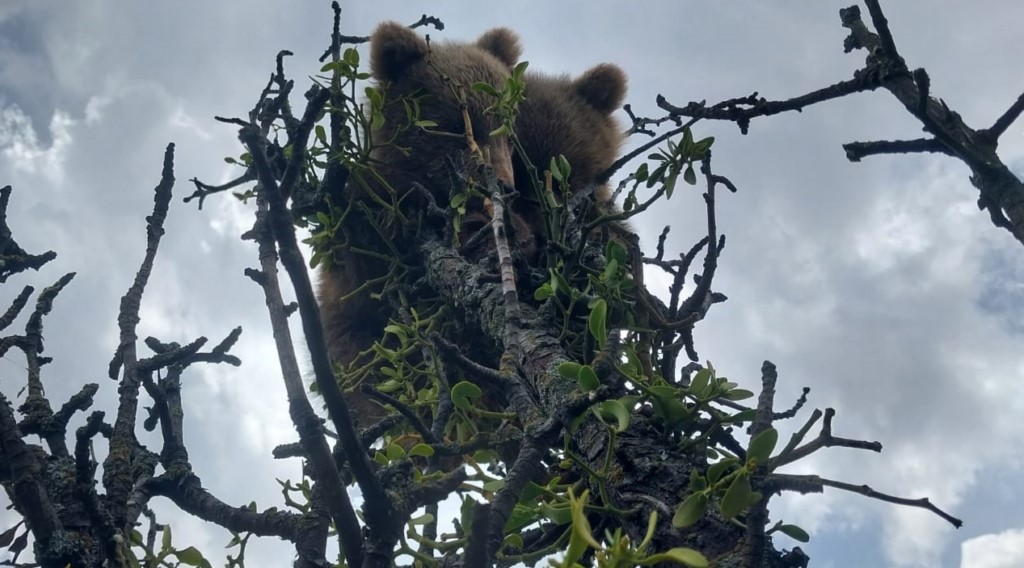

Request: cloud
left=961, top=529, right=1024, bottom=568
left=0, top=103, right=71, bottom=183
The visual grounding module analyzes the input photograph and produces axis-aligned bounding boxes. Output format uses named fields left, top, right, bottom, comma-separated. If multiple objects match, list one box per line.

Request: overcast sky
left=2, top=1, right=1023, bottom=567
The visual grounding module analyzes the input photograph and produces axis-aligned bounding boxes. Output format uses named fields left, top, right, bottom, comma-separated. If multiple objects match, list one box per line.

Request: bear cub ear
left=370, top=21, right=430, bottom=81
left=475, top=27, right=522, bottom=67
left=574, top=63, right=628, bottom=114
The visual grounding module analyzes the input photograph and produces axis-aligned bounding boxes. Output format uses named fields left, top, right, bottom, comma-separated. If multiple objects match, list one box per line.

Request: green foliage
left=552, top=490, right=708, bottom=568
left=128, top=525, right=214, bottom=568
left=451, top=380, right=483, bottom=410
left=283, top=29, right=804, bottom=567
left=475, top=60, right=529, bottom=137
left=624, top=127, right=713, bottom=211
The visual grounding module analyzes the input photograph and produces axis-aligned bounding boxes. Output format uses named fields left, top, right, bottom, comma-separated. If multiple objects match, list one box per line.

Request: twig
left=743, top=361, right=777, bottom=568
left=770, top=408, right=881, bottom=470
left=104, top=143, right=175, bottom=529
left=770, top=473, right=963, bottom=528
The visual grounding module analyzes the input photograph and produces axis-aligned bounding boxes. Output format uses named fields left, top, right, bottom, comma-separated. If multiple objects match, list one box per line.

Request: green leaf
left=549, top=156, right=564, bottom=182
left=519, top=481, right=546, bottom=503
left=649, top=385, right=689, bottom=425
left=383, top=324, right=409, bottom=343
left=578, top=365, right=599, bottom=391
left=409, top=513, right=435, bottom=526
left=684, top=164, right=697, bottom=185
left=161, top=526, right=172, bottom=551
left=689, top=469, right=708, bottom=492
left=637, top=509, right=659, bottom=551
left=706, top=458, right=736, bottom=484
left=647, top=162, right=668, bottom=188
left=589, top=299, right=608, bottom=347
left=414, top=119, right=438, bottom=128
left=558, top=155, right=572, bottom=181
left=504, top=533, right=525, bottom=550
left=594, top=400, right=630, bottom=432
left=689, top=368, right=712, bottom=395
left=343, top=47, right=360, bottom=66
left=483, top=479, right=505, bottom=492
left=746, top=428, right=778, bottom=467
left=720, top=474, right=753, bottom=519
left=451, top=381, right=483, bottom=410
left=619, top=349, right=640, bottom=377
left=552, top=269, right=573, bottom=296
left=558, top=362, right=583, bottom=380
left=534, top=282, right=554, bottom=300
left=569, top=490, right=601, bottom=549
left=778, top=523, right=811, bottom=543
left=663, top=169, right=678, bottom=198
left=540, top=503, right=573, bottom=525
left=129, top=529, right=144, bottom=545
left=671, top=493, right=707, bottom=528
left=694, top=136, right=715, bottom=154
left=505, top=503, right=540, bottom=532
left=642, top=548, right=709, bottom=568
left=174, top=547, right=205, bottom=567
left=365, top=86, right=383, bottom=107
left=643, top=162, right=667, bottom=191
left=605, top=239, right=627, bottom=267
left=564, top=527, right=588, bottom=568
left=472, top=82, right=500, bottom=96
left=723, top=388, right=754, bottom=401
left=635, top=162, right=649, bottom=182
left=386, top=443, right=406, bottom=460
left=408, top=443, right=435, bottom=458
left=602, top=258, right=619, bottom=282
left=513, top=60, right=530, bottom=78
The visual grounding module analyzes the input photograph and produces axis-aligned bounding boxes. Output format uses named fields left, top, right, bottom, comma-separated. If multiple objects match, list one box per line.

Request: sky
left=1, top=1, right=1023, bottom=567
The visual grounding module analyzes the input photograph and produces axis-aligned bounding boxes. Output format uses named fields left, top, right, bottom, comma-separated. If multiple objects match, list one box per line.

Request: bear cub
left=317, top=22, right=524, bottom=426
left=317, top=22, right=630, bottom=436
left=513, top=64, right=628, bottom=253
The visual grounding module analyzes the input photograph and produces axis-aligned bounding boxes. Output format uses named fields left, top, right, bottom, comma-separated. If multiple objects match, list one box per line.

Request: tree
left=8, top=1, right=1014, bottom=566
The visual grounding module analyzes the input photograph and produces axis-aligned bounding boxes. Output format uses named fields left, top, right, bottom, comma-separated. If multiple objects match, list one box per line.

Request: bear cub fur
left=317, top=21, right=629, bottom=432
left=317, top=22, right=523, bottom=426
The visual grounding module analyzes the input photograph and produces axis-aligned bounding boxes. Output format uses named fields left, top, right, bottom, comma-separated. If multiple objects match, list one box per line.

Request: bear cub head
left=367, top=22, right=521, bottom=200
left=512, top=64, right=628, bottom=250
left=514, top=64, right=627, bottom=197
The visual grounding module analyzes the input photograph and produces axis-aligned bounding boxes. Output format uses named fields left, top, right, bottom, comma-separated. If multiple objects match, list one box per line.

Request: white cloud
left=962, top=529, right=1024, bottom=568
left=0, top=103, right=72, bottom=183
left=168, top=105, right=213, bottom=140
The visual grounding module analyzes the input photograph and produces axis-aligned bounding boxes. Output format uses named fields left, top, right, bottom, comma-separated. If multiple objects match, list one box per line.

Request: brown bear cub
left=512, top=64, right=629, bottom=249
left=317, top=22, right=525, bottom=428
left=317, top=22, right=630, bottom=441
